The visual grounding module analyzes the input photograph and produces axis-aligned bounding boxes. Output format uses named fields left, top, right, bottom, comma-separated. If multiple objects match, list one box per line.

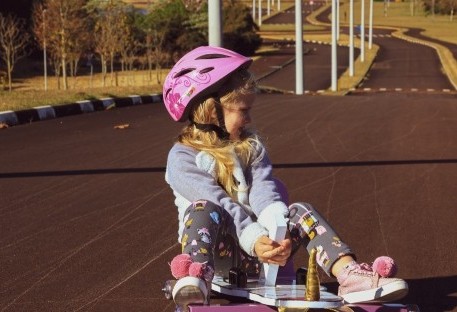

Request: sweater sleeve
left=166, top=143, right=267, bottom=255
left=247, top=143, right=289, bottom=234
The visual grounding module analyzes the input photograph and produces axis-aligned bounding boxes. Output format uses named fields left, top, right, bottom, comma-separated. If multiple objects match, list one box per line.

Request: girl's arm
left=247, top=143, right=289, bottom=233
left=166, top=144, right=267, bottom=256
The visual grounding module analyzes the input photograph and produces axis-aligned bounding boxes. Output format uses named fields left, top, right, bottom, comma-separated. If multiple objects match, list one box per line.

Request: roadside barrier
left=0, top=94, right=163, bottom=127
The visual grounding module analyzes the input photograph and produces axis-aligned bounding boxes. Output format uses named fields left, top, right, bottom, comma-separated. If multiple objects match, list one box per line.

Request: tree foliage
left=222, top=0, right=262, bottom=56
left=423, top=0, right=457, bottom=16
left=86, top=0, right=137, bottom=86
left=23, top=0, right=263, bottom=91
left=140, top=0, right=261, bottom=62
left=141, top=0, right=206, bottom=63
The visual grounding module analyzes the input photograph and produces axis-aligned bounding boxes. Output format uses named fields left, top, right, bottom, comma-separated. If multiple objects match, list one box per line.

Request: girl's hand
left=254, top=233, right=292, bottom=266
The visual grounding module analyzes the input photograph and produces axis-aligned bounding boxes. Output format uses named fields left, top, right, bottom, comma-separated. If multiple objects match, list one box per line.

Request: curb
left=0, top=93, right=163, bottom=127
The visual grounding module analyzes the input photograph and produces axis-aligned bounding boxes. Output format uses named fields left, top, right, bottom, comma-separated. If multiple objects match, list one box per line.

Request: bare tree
left=0, top=13, right=29, bottom=92
left=33, top=0, right=88, bottom=90
left=88, top=0, right=133, bottom=87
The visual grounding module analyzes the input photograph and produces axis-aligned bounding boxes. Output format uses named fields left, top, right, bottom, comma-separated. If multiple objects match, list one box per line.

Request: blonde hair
left=178, top=69, right=261, bottom=199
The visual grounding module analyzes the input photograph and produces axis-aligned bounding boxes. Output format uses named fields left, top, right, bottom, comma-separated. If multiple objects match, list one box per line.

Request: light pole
left=368, top=0, right=373, bottom=49
left=258, top=0, right=262, bottom=26
left=208, top=0, right=222, bottom=47
left=295, top=0, right=303, bottom=94
left=349, top=0, right=354, bottom=76
left=360, top=0, right=365, bottom=62
left=43, top=9, right=48, bottom=91
left=331, top=0, right=337, bottom=91
left=252, top=0, right=256, bottom=21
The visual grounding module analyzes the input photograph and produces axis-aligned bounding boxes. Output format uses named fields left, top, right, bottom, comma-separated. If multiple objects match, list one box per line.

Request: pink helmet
left=163, top=46, right=253, bottom=122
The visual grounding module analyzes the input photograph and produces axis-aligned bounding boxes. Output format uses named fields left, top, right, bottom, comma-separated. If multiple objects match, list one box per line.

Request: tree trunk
left=101, top=55, right=107, bottom=87
left=61, top=56, right=68, bottom=90
left=7, top=60, right=12, bottom=92
left=110, top=53, right=114, bottom=86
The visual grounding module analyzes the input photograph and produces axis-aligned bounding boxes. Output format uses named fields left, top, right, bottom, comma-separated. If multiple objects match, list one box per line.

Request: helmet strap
left=191, top=122, right=230, bottom=140
left=189, top=95, right=230, bottom=140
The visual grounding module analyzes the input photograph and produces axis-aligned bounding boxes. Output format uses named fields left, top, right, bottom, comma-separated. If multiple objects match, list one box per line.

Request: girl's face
left=222, top=93, right=256, bottom=141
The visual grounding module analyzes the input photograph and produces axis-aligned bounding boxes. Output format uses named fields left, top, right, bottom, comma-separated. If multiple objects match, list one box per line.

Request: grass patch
left=338, top=1, right=457, bottom=45
left=0, top=86, right=163, bottom=111
left=0, top=70, right=166, bottom=111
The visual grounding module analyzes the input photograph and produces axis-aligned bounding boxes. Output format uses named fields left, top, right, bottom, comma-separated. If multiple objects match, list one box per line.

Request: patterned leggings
left=180, top=200, right=353, bottom=281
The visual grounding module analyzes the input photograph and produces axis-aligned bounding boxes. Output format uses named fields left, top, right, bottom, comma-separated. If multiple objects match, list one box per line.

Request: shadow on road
left=3, top=158, right=457, bottom=179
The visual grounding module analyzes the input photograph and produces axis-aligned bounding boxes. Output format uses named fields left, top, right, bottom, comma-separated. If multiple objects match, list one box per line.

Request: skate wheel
left=162, top=280, right=176, bottom=300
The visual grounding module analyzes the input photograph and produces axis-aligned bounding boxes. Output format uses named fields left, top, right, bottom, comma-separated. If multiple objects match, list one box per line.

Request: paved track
left=303, top=4, right=456, bottom=93
left=1, top=91, right=457, bottom=311
left=1, top=4, right=457, bottom=312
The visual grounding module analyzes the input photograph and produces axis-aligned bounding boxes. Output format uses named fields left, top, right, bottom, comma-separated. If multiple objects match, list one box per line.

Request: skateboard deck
left=211, top=275, right=344, bottom=309
left=210, top=215, right=343, bottom=309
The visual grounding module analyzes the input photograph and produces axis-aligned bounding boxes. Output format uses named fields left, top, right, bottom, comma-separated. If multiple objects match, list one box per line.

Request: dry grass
left=0, top=70, right=167, bottom=111
left=340, top=1, right=457, bottom=45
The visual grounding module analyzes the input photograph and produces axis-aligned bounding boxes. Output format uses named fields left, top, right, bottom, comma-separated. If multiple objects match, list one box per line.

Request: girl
left=163, top=46, right=408, bottom=310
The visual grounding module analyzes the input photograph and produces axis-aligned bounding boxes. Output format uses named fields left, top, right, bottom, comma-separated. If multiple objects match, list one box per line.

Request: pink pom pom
left=170, top=254, right=192, bottom=279
left=372, top=256, right=397, bottom=277
left=189, top=262, right=206, bottom=278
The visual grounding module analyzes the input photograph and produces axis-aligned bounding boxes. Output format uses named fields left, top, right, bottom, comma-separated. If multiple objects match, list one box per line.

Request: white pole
left=278, top=0, right=281, bottom=10
left=349, top=0, right=354, bottom=76
left=268, top=0, right=271, bottom=15
left=253, top=0, right=256, bottom=21
left=258, top=0, right=262, bottom=26
left=336, top=0, right=340, bottom=41
left=360, top=0, right=365, bottom=62
left=208, top=0, right=222, bottom=47
left=369, top=0, right=373, bottom=49
left=43, top=9, right=48, bottom=91
left=295, top=0, right=303, bottom=94
left=331, top=0, right=337, bottom=91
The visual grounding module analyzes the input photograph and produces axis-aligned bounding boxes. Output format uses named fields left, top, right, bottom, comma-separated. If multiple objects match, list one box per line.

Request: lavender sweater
left=165, top=142, right=289, bottom=257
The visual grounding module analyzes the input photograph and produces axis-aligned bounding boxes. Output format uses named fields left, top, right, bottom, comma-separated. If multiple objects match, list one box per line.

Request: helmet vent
left=174, top=68, right=196, bottom=78
left=199, top=67, right=214, bottom=74
left=196, top=53, right=229, bottom=60
left=164, top=87, right=172, bottom=98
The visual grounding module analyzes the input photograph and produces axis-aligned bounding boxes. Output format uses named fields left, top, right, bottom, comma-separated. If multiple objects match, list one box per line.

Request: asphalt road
left=1, top=4, right=457, bottom=312
left=1, top=92, right=457, bottom=312
left=281, top=3, right=456, bottom=93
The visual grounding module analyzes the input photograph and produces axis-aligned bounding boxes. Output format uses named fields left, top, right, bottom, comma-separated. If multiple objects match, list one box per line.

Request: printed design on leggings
left=193, top=200, right=207, bottom=211
left=240, top=252, right=260, bottom=275
left=316, top=245, right=330, bottom=268
left=290, top=205, right=324, bottom=240
left=184, top=215, right=193, bottom=228
left=198, top=227, right=212, bottom=244
left=210, top=211, right=220, bottom=224
left=316, top=225, right=327, bottom=235
left=332, top=236, right=342, bottom=248
left=190, top=246, right=209, bottom=256
left=181, top=233, right=189, bottom=252
left=218, top=241, right=232, bottom=258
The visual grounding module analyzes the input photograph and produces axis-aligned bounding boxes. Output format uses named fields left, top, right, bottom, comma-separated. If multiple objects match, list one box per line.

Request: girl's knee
left=184, top=200, right=224, bottom=221
left=187, top=200, right=223, bottom=213
left=288, top=202, right=316, bottom=218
